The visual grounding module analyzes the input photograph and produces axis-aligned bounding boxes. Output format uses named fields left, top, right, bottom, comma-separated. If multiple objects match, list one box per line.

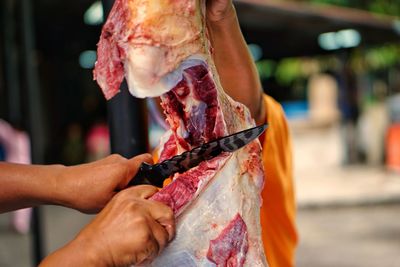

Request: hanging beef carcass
left=94, top=0, right=267, bottom=266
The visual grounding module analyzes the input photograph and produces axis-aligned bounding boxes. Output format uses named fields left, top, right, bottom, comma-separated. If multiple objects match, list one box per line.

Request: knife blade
left=129, top=123, right=267, bottom=187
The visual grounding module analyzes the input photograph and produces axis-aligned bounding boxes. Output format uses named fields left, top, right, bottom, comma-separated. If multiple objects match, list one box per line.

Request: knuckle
left=137, top=185, right=157, bottom=196
left=127, top=199, right=142, bottom=210
left=165, top=207, right=174, bottom=220
left=137, top=229, right=153, bottom=245
left=109, top=153, right=125, bottom=162
left=152, top=202, right=174, bottom=220
left=139, top=184, right=157, bottom=191
left=131, top=212, right=148, bottom=226
left=113, top=191, right=135, bottom=207
left=113, top=190, right=127, bottom=202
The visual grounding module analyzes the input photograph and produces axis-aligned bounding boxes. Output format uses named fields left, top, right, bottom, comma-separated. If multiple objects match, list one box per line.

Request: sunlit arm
left=207, top=2, right=266, bottom=124
left=0, top=162, right=64, bottom=213
left=0, top=154, right=154, bottom=214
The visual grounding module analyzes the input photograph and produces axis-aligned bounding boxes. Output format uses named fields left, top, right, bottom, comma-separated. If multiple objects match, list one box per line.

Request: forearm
left=207, top=5, right=265, bottom=124
left=40, top=235, right=100, bottom=267
left=0, top=162, right=65, bottom=213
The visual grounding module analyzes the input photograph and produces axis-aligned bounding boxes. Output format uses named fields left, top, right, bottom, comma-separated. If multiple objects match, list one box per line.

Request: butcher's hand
left=0, top=154, right=153, bottom=213
left=40, top=185, right=175, bottom=267
left=206, top=0, right=234, bottom=23
left=57, top=153, right=153, bottom=213
left=206, top=0, right=266, bottom=124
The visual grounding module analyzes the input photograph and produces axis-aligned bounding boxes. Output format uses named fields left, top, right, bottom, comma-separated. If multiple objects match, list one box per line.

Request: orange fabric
left=156, top=94, right=298, bottom=266
left=152, top=151, right=172, bottom=187
left=260, top=95, right=298, bottom=267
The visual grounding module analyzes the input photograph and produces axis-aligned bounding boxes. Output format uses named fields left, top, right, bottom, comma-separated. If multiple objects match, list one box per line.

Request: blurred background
left=0, top=0, right=399, bottom=266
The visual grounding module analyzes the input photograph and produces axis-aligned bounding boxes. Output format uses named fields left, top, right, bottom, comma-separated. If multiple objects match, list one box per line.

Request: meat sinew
left=94, top=0, right=268, bottom=266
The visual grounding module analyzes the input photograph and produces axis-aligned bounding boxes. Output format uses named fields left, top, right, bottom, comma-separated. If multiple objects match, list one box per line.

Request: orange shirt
left=260, top=95, right=298, bottom=267
left=159, top=94, right=298, bottom=266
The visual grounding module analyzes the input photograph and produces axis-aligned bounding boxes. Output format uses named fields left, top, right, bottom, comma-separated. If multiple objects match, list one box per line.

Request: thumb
left=123, top=185, right=159, bottom=199
left=118, top=153, right=154, bottom=189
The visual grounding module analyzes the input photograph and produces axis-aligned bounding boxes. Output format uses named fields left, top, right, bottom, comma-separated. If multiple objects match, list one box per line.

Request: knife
left=129, top=123, right=268, bottom=187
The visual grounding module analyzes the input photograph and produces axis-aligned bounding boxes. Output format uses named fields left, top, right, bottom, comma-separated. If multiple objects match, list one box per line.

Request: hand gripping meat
left=94, top=0, right=268, bottom=266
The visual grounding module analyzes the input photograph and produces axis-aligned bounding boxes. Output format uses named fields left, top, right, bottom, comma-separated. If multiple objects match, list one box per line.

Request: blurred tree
left=307, top=0, right=400, bottom=16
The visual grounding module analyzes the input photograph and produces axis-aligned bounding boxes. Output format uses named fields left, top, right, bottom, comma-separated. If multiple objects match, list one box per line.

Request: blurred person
left=0, top=119, right=32, bottom=234
left=388, top=92, right=400, bottom=123
left=308, top=73, right=340, bottom=125
left=386, top=88, right=400, bottom=172
left=357, top=80, right=389, bottom=165
left=85, top=120, right=110, bottom=162
left=0, top=154, right=175, bottom=266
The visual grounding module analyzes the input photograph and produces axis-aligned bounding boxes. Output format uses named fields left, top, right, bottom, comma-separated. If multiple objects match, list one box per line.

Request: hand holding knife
left=129, top=124, right=268, bottom=187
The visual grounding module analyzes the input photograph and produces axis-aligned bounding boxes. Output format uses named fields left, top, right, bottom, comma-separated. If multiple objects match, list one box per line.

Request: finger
left=136, top=233, right=160, bottom=265
left=128, top=153, right=154, bottom=173
left=122, top=185, right=159, bottom=199
left=146, top=201, right=176, bottom=241
left=148, top=218, right=169, bottom=255
left=127, top=153, right=154, bottom=178
left=118, top=153, right=154, bottom=188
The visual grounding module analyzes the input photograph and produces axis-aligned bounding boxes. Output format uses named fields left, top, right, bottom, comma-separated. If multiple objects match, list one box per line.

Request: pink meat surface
left=151, top=155, right=228, bottom=215
left=93, top=0, right=127, bottom=99
left=207, top=214, right=249, bottom=267
left=151, top=63, right=229, bottom=216
left=94, top=0, right=267, bottom=266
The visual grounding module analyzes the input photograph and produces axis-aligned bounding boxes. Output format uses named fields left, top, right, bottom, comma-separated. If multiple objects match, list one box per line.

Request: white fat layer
left=177, top=120, right=188, bottom=139
left=125, top=49, right=207, bottom=98
left=182, top=74, right=204, bottom=114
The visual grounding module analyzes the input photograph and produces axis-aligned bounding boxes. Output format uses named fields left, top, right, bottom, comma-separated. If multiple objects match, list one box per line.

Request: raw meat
left=207, top=213, right=249, bottom=266
left=94, top=0, right=205, bottom=99
left=94, top=0, right=267, bottom=266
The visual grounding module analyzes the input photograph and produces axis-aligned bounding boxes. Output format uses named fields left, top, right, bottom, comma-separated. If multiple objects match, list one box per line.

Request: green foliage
left=256, top=45, right=400, bottom=85
left=256, top=60, right=276, bottom=80
left=275, top=59, right=303, bottom=85
left=307, top=0, right=400, bottom=17
left=368, top=0, right=400, bottom=16
left=364, top=45, right=400, bottom=70
left=256, top=1, right=400, bottom=87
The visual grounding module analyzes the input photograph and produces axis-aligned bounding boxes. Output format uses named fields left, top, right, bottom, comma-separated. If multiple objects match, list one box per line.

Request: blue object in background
left=0, top=143, right=5, bottom=161
left=281, top=101, right=309, bottom=119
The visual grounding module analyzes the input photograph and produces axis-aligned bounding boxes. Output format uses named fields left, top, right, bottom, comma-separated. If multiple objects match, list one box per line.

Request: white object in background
left=358, top=103, right=389, bottom=165
left=308, top=73, right=340, bottom=125
left=387, top=93, right=400, bottom=123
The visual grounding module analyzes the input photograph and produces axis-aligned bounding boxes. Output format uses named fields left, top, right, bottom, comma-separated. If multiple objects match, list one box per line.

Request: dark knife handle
left=128, top=162, right=165, bottom=188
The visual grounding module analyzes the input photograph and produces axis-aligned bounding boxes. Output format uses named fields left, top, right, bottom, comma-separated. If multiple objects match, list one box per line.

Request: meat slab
left=94, top=0, right=267, bottom=266
left=207, top=213, right=249, bottom=266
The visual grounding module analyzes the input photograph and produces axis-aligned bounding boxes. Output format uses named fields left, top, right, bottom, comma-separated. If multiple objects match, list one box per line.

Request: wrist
left=41, top=233, right=101, bottom=267
left=17, top=164, right=66, bottom=207
left=45, top=164, right=69, bottom=207
left=69, top=233, right=103, bottom=266
left=43, top=164, right=86, bottom=211
left=73, top=225, right=116, bottom=267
